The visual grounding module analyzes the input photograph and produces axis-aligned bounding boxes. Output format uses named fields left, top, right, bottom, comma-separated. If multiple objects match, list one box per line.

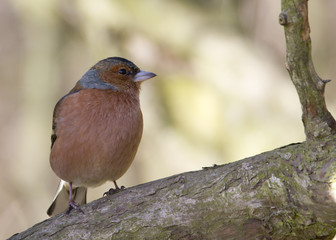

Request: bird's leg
left=103, top=180, right=125, bottom=196
left=66, top=182, right=84, bottom=214
left=113, top=180, right=125, bottom=190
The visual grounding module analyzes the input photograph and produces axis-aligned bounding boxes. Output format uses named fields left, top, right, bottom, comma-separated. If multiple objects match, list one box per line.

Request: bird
left=47, top=57, right=156, bottom=216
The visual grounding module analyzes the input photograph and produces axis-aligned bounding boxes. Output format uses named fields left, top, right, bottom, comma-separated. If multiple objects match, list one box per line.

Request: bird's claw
left=103, top=186, right=125, bottom=196
left=66, top=200, right=84, bottom=214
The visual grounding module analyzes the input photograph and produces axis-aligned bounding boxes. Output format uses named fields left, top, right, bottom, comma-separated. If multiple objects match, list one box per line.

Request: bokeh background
left=1, top=0, right=336, bottom=238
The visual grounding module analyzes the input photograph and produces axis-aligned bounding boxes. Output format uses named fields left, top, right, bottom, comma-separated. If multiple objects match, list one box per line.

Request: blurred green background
left=1, top=0, right=336, bottom=238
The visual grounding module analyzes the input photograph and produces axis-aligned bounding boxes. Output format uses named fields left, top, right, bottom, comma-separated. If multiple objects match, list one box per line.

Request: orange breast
left=50, top=89, right=143, bottom=187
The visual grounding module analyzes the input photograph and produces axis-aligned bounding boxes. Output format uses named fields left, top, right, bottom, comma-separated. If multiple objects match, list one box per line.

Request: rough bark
left=8, top=141, right=336, bottom=240
left=9, top=0, right=336, bottom=239
left=279, top=0, right=336, bottom=140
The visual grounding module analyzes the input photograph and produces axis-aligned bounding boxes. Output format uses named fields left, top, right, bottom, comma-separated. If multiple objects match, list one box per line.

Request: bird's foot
left=66, top=200, right=84, bottom=214
left=103, top=186, right=125, bottom=196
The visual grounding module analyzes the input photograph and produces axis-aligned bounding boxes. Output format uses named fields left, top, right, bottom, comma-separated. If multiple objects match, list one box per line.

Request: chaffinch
left=47, top=57, right=156, bottom=216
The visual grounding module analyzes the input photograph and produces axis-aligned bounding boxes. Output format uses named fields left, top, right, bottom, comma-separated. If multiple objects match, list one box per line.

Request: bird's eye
left=118, top=69, right=127, bottom=75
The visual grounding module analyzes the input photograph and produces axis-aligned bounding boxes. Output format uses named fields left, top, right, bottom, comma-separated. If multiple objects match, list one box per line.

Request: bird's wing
left=50, top=82, right=84, bottom=149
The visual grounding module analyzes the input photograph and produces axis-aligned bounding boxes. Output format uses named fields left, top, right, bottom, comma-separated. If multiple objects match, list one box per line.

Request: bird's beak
left=134, top=70, right=156, bottom=82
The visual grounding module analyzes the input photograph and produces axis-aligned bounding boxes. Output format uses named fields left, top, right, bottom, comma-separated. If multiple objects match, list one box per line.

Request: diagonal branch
left=8, top=141, right=336, bottom=240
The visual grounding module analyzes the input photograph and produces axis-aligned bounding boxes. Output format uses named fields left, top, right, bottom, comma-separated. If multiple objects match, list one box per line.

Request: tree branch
left=9, top=141, right=336, bottom=239
left=279, top=0, right=336, bottom=140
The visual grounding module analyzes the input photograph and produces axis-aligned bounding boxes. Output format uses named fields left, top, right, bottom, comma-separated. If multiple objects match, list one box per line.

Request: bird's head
left=78, top=57, right=156, bottom=93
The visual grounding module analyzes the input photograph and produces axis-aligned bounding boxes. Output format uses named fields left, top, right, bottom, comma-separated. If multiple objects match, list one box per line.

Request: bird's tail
left=47, top=180, right=87, bottom=217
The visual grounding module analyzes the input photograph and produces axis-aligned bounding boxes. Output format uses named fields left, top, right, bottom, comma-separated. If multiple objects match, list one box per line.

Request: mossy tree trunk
left=9, top=0, right=336, bottom=239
